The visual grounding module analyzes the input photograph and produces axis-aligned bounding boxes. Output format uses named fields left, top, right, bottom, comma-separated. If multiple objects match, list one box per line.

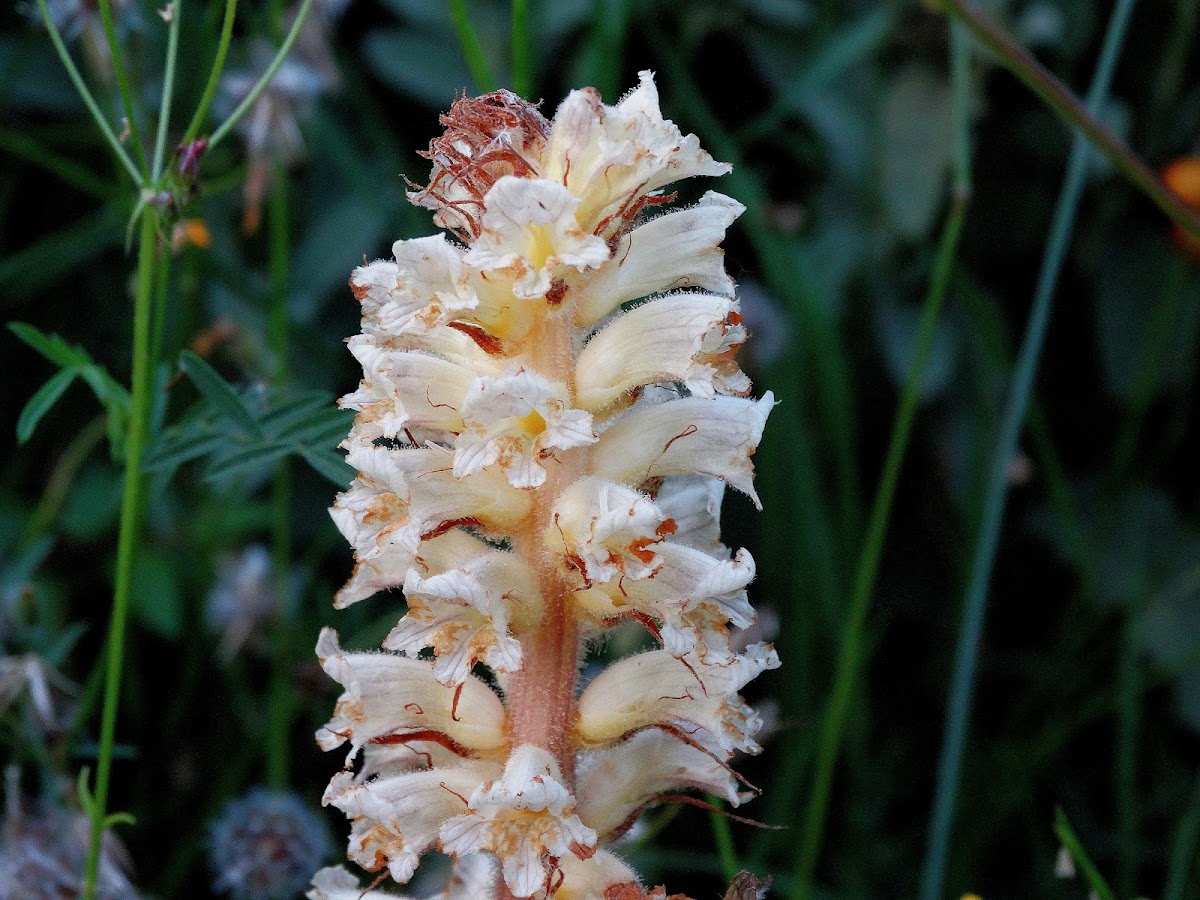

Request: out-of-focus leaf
left=258, top=392, right=332, bottom=433
left=878, top=64, right=954, bottom=240
left=300, top=446, right=355, bottom=488
left=9, top=322, right=88, bottom=368
left=874, top=288, right=960, bottom=402
left=271, top=406, right=354, bottom=446
left=178, top=351, right=263, bottom=437
left=203, top=440, right=293, bottom=482
left=0, top=208, right=123, bottom=302
left=1095, top=229, right=1199, bottom=401
left=363, top=27, right=477, bottom=108
left=143, top=429, right=226, bottom=475
left=129, top=550, right=182, bottom=641
left=16, top=367, right=77, bottom=444
left=60, top=463, right=123, bottom=541
left=288, top=197, right=388, bottom=323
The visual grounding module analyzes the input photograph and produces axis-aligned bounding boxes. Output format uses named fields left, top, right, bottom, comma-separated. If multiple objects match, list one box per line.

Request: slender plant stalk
left=788, top=24, right=973, bottom=900
left=32, top=0, right=142, bottom=186
left=96, top=0, right=149, bottom=176
left=511, top=0, right=530, bottom=97
left=448, top=0, right=496, bottom=93
left=151, top=0, right=183, bottom=182
left=181, top=0, right=239, bottom=145
left=149, top=235, right=173, bottom=384
left=207, top=0, right=316, bottom=151
left=1163, top=768, right=1200, bottom=900
left=83, top=207, right=159, bottom=900
left=707, top=795, right=739, bottom=885
left=265, top=170, right=292, bottom=789
left=917, top=2, right=1139, bottom=898
left=936, top=0, right=1200, bottom=241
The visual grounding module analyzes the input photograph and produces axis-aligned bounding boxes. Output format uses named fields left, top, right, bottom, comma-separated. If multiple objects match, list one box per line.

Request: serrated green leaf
left=17, top=367, right=77, bottom=443
left=203, top=440, right=293, bottom=482
left=178, top=351, right=262, bottom=437
left=8, top=322, right=89, bottom=368
left=300, top=446, right=356, bottom=488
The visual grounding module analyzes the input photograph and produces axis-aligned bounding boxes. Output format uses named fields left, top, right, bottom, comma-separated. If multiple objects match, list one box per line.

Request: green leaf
left=203, top=440, right=293, bottom=482
left=17, top=367, right=78, bottom=443
left=259, top=392, right=335, bottom=434
left=143, top=429, right=226, bottom=474
left=129, top=550, right=183, bottom=640
left=879, top=64, right=954, bottom=240
left=178, top=351, right=262, bottom=437
left=1053, top=808, right=1117, bottom=900
left=8, top=322, right=89, bottom=368
left=300, top=446, right=356, bottom=488
left=274, top=406, right=354, bottom=447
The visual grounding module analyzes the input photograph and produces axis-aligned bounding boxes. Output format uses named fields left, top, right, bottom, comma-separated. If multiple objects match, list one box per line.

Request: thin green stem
left=181, top=0, right=239, bottom=145
left=0, top=128, right=120, bottom=201
left=511, top=0, right=530, bottom=97
left=152, top=0, right=183, bottom=182
left=83, top=207, right=159, bottom=900
left=790, top=28, right=972, bottom=900
left=707, top=795, right=739, bottom=885
left=448, top=0, right=496, bottom=93
left=149, top=235, right=173, bottom=376
left=207, top=0, right=315, bottom=151
left=265, top=170, right=292, bottom=790
left=1163, top=767, right=1200, bottom=900
left=32, top=0, right=143, bottom=186
left=917, top=3, right=1138, bottom=898
left=937, top=0, right=1200, bottom=240
left=96, top=0, right=149, bottom=176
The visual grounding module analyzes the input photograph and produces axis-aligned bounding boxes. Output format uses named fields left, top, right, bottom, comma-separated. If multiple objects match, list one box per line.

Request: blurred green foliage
left=2, top=0, right=1200, bottom=897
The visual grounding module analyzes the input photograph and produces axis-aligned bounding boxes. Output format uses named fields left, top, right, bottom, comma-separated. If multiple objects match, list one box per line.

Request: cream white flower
left=389, top=549, right=541, bottom=685
left=576, top=293, right=749, bottom=412
left=575, top=645, right=781, bottom=755
left=440, top=745, right=597, bottom=897
left=314, top=628, right=507, bottom=762
left=546, top=478, right=675, bottom=585
left=323, top=74, right=776, bottom=900
left=465, top=177, right=610, bottom=300
left=454, top=368, right=597, bottom=488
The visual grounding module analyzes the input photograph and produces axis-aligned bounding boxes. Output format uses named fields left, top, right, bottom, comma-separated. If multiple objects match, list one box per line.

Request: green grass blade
left=917, top=2, right=1140, bottom=898
left=448, top=0, right=495, bottom=92
left=1054, top=808, right=1118, bottom=900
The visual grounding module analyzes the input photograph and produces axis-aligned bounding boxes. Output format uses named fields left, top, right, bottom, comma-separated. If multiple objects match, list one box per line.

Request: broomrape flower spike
left=316, top=71, right=778, bottom=900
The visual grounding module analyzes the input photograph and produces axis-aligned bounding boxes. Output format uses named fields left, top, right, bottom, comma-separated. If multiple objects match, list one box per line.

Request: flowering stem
left=790, top=24, right=973, bottom=900
left=266, top=170, right=292, bottom=790
left=83, top=206, right=159, bottom=900
left=32, top=0, right=143, bottom=187
left=151, top=0, right=182, bottom=183
left=448, top=0, right=496, bottom=93
left=97, top=0, right=150, bottom=177
left=206, top=0, right=316, bottom=151
left=918, top=2, right=1139, bottom=898
left=181, top=0, right=239, bottom=146
left=934, top=0, right=1200, bottom=241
